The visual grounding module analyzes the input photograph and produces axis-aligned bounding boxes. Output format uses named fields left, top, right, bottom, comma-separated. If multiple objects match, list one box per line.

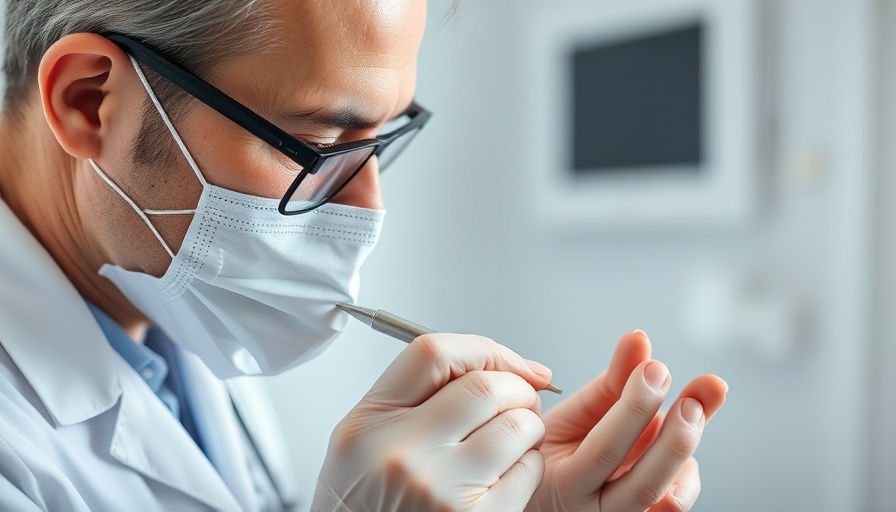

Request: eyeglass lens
left=377, top=128, right=420, bottom=171
left=284, top=146, right=377, bottom=212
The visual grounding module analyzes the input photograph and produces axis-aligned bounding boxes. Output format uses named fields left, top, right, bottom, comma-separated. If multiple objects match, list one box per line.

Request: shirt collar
left=84, top=301, right=169, bottom=394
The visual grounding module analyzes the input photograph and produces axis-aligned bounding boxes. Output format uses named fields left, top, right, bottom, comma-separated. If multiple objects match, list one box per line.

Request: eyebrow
left=280, top=106, right=381, bottom=131
left=280, top=102, right=413, bottom=131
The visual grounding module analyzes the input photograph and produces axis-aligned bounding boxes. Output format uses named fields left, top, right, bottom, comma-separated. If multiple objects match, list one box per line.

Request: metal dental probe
left=337, top=303, right=563, bottom=394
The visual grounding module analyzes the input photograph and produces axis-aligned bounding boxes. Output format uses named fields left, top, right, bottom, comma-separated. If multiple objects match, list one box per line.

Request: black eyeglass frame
left=107, top=34, right=431, bottom=215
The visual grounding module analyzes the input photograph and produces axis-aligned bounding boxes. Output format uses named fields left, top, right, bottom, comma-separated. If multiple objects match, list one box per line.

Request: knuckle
left=665, top=430, right=701, bottom=459
left=463, top=371, right=499, bottom=404
left=632, top=482, right=664, bottom=508
left=500, top=411, right=529, bottom=438
left=384, top=453, right=449, bottom=510
left=474, top=335, right=524, bottom=366
left=471, top=334, right=498, bottom=348
left=329, top=419, right=363, bottom=455
left=514, top=460, right=538, bottom=482
left=498, top=408, right=544, bottom=440
left=589, top=440, right=625, bottom=471
left=383, top=450, right=411, bottom=479
left=513, top=452, right=544, bottom=482
left=461, top=334, right=493, bottom=355
left=623, top=392, right=659, bottom=419
left=412, top=334, right=446, bottom=366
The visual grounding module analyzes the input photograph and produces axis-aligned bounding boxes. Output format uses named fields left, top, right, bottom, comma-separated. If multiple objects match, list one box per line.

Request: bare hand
left=526, top=331, right=728, bottom=512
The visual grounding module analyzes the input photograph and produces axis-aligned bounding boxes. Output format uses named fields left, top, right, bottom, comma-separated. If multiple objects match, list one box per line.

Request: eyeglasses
left=107, top=34, right=431, bottom=215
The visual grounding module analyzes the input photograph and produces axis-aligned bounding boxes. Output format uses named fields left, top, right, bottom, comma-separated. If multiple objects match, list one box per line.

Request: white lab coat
left=0, top=199, right=298, bottom=511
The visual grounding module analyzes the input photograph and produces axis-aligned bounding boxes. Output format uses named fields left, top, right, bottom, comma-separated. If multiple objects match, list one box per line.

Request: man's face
left=91, top=0, right=426, bottom=277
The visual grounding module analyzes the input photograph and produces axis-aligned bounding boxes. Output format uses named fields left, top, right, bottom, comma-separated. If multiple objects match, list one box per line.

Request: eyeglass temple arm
left=106, top=33, right=320, bottom=163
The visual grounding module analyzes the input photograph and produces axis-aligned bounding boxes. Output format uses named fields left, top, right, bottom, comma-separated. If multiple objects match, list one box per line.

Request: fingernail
left=526, top=359, right=552, bottom=379
left=672, top=484, right=690, bottom=505
left=632, top=329, right=650, bottom=341
left=681, top=398, right=704, bottom=425
left=644, top=361, right=669, bottom=390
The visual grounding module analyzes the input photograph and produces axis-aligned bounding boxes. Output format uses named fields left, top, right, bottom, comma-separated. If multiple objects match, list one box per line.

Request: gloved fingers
left=558, top=360, right=671, bottom=498
left=532, top=393, right=545, bottom=449
left=544, top=331, right=652, bottom=439
left=456, top=407, right=545, bottom=484
left=366, top=333, right=551, bottom=408
left=474, top=449, right=545, bottom=512
left=648, top=457, right=701, bottom=512
left=410, top=370, right=540, bottom=443
left=599, top=397, right=706, bottom=512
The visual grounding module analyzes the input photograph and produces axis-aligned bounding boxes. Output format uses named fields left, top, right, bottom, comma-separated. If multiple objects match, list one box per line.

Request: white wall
left=267, top=0, right=882, bottom=510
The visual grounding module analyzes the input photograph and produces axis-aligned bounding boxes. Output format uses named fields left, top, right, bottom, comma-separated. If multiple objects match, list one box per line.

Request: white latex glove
left=311, top=333, right=556, bottom=512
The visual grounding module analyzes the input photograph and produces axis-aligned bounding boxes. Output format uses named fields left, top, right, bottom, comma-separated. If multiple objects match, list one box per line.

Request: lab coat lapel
left=227, top=377, right=299, bottom=506
left=109, top=369, right=243, bottom=512
left=178, top=351, right=260, bottom=510
left=0, top=200, right=121, bottom=427
left=0, top=200, right=243, bottom=510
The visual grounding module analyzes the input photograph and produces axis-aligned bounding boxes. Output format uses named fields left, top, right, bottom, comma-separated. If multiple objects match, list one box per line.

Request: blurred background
left=262, top=0, right=896, bottom=510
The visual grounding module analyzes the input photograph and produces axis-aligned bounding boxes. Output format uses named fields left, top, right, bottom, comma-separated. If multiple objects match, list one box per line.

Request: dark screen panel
left=570, top=23, right=703, bottom=174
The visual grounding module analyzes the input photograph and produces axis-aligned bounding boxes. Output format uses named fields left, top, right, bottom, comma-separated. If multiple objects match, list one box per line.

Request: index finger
left=364, top=333, right=553, bottom=407
left=545, top=330, right=652, bottom=439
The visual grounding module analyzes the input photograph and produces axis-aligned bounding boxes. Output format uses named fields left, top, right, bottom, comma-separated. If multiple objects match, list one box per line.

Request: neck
left=0, top=104, right=149, bottom=342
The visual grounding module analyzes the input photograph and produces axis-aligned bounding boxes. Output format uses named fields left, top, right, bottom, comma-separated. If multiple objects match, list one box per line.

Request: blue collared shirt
left=84, top=301, right=181, bottom=419
left=84, top=301, right=286, bottom=509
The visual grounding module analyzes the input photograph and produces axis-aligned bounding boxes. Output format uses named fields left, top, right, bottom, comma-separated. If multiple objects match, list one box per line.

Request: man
left=0, top=0, right=728, bottom=510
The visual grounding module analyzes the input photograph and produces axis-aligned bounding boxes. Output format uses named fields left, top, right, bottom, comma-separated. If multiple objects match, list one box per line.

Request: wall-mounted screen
left=571, top=23, right=704, bottom=174
left=528, top=0, right=759, bottom=230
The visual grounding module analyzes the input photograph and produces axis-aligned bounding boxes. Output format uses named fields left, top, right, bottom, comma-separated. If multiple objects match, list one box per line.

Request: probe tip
left=544, top=383, right=563, bottom=394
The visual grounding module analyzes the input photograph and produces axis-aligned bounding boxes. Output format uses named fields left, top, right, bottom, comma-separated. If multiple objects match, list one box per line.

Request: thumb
left=365, top=333, right=553, bottom=407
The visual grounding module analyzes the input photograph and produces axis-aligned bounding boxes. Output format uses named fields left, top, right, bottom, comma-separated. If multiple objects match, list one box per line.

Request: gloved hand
left=525, top=330, right=728, bottom=512
left=311, top=333, right=555, bottom=512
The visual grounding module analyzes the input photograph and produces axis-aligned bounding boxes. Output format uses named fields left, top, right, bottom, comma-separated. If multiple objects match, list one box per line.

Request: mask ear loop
left=86, top=55, right=213, bottom=260
left=88, top=159, right=177, bottom=259
left=128, top=55, right=208, bottom=192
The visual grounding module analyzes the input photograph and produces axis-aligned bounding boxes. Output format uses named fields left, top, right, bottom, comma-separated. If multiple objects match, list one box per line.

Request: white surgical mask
left=93, top=56, right=384, bottom=377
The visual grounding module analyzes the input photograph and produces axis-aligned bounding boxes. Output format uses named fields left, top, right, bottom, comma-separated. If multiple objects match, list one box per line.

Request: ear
left=37, top=33, right=137, bottom=160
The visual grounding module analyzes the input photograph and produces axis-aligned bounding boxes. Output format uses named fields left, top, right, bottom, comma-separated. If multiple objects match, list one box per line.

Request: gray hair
left=3, top=1, right=275, bottom=111
left=3, top=1, right=277, bottom=167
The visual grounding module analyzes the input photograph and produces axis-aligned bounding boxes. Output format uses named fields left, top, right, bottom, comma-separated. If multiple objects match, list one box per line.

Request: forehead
left=287, top=0, right=425, bottom=57
left=213, top=0, right=427, bottom=123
